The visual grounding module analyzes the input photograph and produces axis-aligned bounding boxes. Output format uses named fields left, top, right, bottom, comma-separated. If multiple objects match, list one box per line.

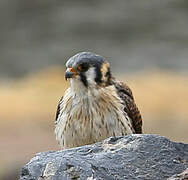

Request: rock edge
left=20, top=134, right=188, bottom=180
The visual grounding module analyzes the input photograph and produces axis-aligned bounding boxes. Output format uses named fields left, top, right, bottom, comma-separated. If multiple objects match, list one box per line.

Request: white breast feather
left=55, top=85, right=133, bottom=148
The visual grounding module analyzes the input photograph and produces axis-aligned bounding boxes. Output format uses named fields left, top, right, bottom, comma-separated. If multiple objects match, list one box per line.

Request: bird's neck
left=69, top=79, right=100, bottom=98
left=67, top=79, right=123, bottom=112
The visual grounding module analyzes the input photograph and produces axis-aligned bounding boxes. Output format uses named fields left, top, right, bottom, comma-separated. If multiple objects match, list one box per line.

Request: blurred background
left=0, top=0, right=188, bottom=179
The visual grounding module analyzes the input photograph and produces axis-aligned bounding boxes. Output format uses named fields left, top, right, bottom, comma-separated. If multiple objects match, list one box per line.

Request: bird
left=55, top=52, right=142, bottom=149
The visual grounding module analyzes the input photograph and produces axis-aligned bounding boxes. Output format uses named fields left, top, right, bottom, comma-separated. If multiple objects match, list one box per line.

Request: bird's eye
left=77, top=63, right=89, bottom=72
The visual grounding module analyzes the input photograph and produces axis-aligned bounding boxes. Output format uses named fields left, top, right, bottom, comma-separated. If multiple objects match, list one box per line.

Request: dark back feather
left=112, top=79, right=142, bottom=134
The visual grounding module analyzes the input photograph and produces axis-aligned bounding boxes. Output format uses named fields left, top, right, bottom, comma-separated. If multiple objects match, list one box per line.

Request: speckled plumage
left=55, top=52, right=142, bottom=149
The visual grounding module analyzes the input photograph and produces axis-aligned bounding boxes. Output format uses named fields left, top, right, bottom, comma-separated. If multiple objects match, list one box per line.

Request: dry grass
left=0, top=67, right=188, bottom=140
left=120, top=71, right=188, bottom=142
left=0, top=67, right=188, bottom=177
left=0, top=67, right=68, bottom=123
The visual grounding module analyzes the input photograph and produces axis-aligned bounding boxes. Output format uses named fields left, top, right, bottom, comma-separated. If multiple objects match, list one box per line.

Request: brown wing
left=55, top=96, right=63, bottom=124
left=112, top=79, right=142, bottom=134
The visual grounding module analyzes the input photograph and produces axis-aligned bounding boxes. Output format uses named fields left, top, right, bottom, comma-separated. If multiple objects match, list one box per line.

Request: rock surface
left=20, top=134, right=188, bottom=180
left=168, top=168, right=188, bottom=180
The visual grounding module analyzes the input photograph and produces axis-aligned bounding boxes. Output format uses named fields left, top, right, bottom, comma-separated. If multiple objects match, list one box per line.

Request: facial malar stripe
left=80, top=72, right=88, bottom=87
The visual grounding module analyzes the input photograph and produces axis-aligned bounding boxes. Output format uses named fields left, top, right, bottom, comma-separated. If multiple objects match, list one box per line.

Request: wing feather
left=55, top=96, right=63, bottom=124
left=113, top=79, right=142, bottom=133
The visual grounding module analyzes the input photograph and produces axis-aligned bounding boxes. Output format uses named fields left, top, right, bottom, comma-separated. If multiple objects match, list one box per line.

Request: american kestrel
left=55, top=52, right=142, bottom=148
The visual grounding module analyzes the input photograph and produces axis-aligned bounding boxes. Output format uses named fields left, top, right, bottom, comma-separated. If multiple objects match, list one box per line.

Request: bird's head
left=65, top=52, right=112, bottom=89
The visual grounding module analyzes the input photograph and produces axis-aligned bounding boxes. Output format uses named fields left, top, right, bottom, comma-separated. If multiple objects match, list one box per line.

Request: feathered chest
left=55, top=86, right=133, bottom=148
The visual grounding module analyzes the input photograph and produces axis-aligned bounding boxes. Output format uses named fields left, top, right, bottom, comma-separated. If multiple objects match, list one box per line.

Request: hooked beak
left=65, top=68, right=78, bottom=80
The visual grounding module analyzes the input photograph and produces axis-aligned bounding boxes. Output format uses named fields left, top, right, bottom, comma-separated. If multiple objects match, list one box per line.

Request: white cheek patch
left=85, top=67, right=96, bottom=85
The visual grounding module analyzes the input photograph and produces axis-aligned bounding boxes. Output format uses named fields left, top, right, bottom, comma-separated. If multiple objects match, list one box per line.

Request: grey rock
left=19, top=134, right=188, bottom=180
left=168, top=168, right=188, bottom=180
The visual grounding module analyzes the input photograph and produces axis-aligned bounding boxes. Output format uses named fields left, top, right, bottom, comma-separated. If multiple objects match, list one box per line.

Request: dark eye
left=77, top=63, right=89, bottom=72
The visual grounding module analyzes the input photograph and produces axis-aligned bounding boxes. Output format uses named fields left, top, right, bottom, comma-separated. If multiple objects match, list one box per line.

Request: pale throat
left=69, top=78, right=99, bottom=98
left=69, top=67, right=99, bottom=98
left=68, top=77, right=121, bottom=108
